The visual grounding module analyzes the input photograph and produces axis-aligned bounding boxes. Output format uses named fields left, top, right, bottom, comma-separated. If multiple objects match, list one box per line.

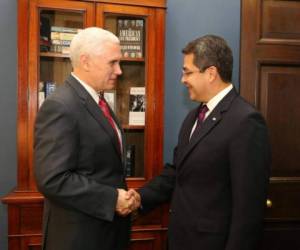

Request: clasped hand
left=116, top=189, right=141, bottom=216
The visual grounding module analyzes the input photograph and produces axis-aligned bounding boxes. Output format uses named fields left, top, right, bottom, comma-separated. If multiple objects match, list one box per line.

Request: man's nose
left=181, top=75, right=186, bottom=84
left=115, top=64, right=122, bottom=75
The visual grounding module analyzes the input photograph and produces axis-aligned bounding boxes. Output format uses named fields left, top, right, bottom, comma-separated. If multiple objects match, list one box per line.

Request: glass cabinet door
left=27, top=0, right=94, bottom=189
left=97, top=4, right=155, bottom=179
left=29, top=1, right=94, bottom=107
left=39, top=10, right=84, bottom=108
left=106, top=15, right=146, bottom=178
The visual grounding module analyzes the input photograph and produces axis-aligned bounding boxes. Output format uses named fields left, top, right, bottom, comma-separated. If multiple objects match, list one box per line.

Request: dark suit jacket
left=34, top=75, right=130, bottom=250
left=139, top=88, right=271, bottom=250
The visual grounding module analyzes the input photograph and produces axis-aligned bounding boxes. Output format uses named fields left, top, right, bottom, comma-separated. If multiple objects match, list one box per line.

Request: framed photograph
left=104, top=90, right=116, bottom=113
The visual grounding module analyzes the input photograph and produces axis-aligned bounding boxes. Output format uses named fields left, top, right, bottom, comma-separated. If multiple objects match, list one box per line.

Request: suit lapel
left=66, top=75, right=123, bottom=159
left=177, top=88, right=238, bottom=169
left=176, top=108, right=198, bottom=153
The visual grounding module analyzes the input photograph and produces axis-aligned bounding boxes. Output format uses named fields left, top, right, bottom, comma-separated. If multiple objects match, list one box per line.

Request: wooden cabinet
left=2, top=0, right=167, bottom=249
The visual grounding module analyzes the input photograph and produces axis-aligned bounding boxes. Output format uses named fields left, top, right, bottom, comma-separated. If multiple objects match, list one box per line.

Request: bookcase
left=2, top=0, right=167, bottom=249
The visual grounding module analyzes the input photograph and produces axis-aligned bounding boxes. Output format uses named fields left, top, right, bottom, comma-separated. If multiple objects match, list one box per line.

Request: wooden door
left=240, top=0, right=300, bottom=249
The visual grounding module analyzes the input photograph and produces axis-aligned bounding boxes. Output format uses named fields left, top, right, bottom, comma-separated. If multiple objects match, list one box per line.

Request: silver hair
left=70, top=27, right=120, bottom=67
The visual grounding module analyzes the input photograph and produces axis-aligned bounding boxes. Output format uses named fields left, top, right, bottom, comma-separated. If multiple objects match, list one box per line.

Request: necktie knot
left=198, top=104, right=208, bottom=123
left=98, top=95, right=110, bottom=118
left=99, top=91, right=104, bottom=98
left=190, top=104, right=208, bottom=141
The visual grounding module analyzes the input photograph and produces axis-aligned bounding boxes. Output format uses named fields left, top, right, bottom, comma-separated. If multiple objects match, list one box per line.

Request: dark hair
left=182, top=35, right=233, bottom=82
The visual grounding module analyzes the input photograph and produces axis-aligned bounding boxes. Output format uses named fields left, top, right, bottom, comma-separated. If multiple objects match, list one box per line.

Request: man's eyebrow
left=109, top=59, right=119, bottom=64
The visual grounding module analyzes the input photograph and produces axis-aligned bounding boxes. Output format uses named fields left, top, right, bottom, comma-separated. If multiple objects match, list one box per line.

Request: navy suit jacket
left=139, top=88, right=271, bottom=250
left=34, top=75, right=130, bottom=250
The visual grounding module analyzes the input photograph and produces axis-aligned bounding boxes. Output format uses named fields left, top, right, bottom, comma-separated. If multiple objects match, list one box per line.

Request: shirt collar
left=206, top=84, right=233, bottom=112
left=71, top=72, right=99, bottom=104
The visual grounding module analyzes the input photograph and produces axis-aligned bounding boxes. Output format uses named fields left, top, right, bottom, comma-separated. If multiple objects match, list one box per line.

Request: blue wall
left=0, top=0, right=17, bottom=249
left=0, top=0, right=240, bottom=249
left=163, top=0, right=241, bottom=162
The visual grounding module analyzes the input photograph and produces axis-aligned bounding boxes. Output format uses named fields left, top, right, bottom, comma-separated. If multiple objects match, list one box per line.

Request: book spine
left=51, top=39, right=72, bottom=46
left=44, top=81, right=57, bottom=97
left=51, top=26, right=81, bottom=34
left=50, top=44, right=62, bottom=53
left=38, top=81, right=45, bottom=108
left=50, top=31, right=60, bottom=40
left=60, top=32, right=76, bottom=41
left=125, top=145, right=135, bottom=177
left=61, top=46, right=70, bottom=54
left=51, top=32, right=76, bottom=41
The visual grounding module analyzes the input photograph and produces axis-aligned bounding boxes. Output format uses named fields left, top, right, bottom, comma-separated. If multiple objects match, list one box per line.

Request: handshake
left=116, top=188, right=141, bottom=216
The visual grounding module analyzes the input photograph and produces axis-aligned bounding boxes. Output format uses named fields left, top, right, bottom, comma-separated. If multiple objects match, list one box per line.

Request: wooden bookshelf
left=2, top=0, right=167, bottom=250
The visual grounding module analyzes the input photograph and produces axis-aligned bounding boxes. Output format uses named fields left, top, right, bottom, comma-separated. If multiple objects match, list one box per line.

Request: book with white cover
left=129, top=87, right=145, bottom=125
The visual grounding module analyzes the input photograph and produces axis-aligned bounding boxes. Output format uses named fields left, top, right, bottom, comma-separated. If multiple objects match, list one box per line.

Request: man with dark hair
left=129, top=34, right=271, bottom=250
left=182, top=35, right=233, bottom=83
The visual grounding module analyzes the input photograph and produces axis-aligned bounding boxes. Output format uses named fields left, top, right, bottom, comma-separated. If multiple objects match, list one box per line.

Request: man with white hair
left=34, top=27, right=135, bottom=250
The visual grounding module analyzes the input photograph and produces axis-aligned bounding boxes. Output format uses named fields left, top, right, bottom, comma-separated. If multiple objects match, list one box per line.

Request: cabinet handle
left=266, top=199, right=272, bottom=208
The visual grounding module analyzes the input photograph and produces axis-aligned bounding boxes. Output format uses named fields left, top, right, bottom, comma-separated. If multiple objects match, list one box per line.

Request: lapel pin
left=212, top=117, right=217, bottom=121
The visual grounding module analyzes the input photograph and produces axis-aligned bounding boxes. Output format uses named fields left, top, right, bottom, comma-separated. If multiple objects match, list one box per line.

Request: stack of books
left=50, top=26, right=82, bottom=54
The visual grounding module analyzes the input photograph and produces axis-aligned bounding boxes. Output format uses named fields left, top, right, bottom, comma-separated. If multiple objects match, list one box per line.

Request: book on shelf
left=48, top=26, right=82, bottom=54
left=38, top=81, right=57, bottom=108
left=125, top=145, right=135, bottom=177
left=40, top=16, right=51, bottom=52
left=40, top=37, right=51, bottom=52
left=50, top=45, right=70, bottom=54
left=45, top=81, right=57, bottom=97
left=117, top=18, right=144, bottom=58
left=51, top=26, right=82, bottom=33
left=38, top=82, right=45, bottom=108
left=51, top=32, right=77, bottom=41
left=51, top=39, right=72, bottom=46
left=129, top=87, right=145, bottom=125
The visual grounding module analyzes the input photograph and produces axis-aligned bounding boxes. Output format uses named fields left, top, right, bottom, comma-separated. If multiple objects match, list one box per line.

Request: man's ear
left=206, top=66, right=218, bottom=82
left=80, top=54, right=90, bottom=71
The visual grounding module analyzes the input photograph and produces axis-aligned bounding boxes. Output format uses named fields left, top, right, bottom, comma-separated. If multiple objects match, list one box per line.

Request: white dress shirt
left=71, top=73, right=123, bottom=150
left=190, top=84, right=233, bottom=138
